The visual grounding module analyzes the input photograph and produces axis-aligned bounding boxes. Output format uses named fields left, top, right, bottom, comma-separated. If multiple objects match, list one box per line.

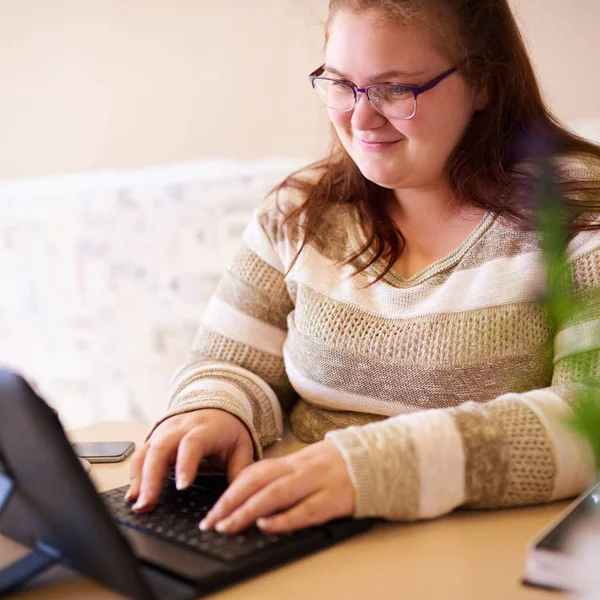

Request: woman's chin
left=355, top=162, right=404, bottom=189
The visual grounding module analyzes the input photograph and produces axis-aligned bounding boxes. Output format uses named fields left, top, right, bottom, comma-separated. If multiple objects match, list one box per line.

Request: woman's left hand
left=199, top=439, right=355, bottom=535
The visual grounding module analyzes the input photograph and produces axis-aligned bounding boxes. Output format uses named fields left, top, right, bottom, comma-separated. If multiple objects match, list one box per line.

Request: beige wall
left=0, top=0, right=598, bottom=182
left=509, top=0, right=600, bottom=121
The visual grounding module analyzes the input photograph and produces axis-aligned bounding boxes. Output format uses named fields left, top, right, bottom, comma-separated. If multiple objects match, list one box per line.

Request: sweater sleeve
left=325, top=230, right=600, bottom=521
left=145, top=193, right=300, bottom=459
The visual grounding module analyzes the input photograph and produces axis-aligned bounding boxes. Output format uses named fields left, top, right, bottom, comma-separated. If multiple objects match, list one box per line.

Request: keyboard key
left=100, top=483, right=309, bottom=564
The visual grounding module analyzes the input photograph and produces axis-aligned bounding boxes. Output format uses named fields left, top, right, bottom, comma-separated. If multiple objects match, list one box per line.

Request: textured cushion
left=0, top=158, right=306, bottom=428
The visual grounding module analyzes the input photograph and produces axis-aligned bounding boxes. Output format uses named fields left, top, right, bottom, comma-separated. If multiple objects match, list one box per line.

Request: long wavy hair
left=275, top=0, right=600, bottom=283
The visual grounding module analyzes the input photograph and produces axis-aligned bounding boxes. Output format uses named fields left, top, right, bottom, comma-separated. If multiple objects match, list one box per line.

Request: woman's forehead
left=325, top=10, right=450, bottom=81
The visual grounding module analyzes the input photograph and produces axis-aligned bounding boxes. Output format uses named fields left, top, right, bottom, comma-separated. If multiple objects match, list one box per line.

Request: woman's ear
left=473, top=75, right=491, bottom=111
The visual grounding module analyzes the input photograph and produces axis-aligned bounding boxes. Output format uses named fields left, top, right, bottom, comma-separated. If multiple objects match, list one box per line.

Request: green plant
left=534, top=143, right=600, bottom=467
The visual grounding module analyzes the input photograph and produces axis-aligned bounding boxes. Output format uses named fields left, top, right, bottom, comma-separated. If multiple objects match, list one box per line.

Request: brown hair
left=275, top=0, right=600, bottom=283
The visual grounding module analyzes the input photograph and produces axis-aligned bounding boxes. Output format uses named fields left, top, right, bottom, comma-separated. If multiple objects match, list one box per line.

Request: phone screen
left=536, top=482, right=600, bottom=552
left=72, top=441, right=135, bottom=459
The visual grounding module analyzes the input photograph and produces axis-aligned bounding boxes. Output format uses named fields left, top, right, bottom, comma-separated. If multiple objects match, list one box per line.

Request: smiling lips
left=357, top=138, right=403, bottom=152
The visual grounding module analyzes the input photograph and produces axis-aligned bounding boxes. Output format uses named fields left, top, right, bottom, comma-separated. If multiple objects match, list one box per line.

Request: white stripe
left=401, top=410, right=466, bottom=518
left=283, top=350, right=421, bottom=417
left=554, top=319, right=600, bottom=363
left=289, top=245, right=544, bottom=318
left=567, top=226, right=600, bottom=262
left=242, top=212, right=285, bottom=273
left=202, top=296, right=286, bottom=357
left=518, top=389, right=595, bottom=500
left=180, top=380, right=253, bottom=419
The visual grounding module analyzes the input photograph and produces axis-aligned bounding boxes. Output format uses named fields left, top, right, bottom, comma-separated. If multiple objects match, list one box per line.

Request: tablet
left=525, top=481, right=600, bottom=591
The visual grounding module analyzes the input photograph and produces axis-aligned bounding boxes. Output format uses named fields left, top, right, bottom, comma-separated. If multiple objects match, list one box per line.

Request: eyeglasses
left=308, top=64, right=461, bottom=120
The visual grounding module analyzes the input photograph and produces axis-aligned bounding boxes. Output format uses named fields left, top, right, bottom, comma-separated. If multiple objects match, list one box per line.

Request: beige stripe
left=190, top=329, right=287, bottom=383
left=293, top=286, right=552, bottom=366
left=288, top=399, right=386, bottom=444
left=518, top=389, right=595, bottom=500
left=486, top=395, right=556, bottom=507
left=451, top=402, right=509, bottom=507
left=256, top=187, right=304, bottom=250
left=448, top=219, right=540, bottom=270
left=552, top=347, right=600, bottom=384
left=202, top=296, right=286, bottom=356
left=190, top=330, right=298, bottom=413
left=571, top=243, right=600, bottom=289
left=325, top=418, right=421, bottom=520
left=186, top=368, right=280, bottom=447
left=216, top=271, right=292, bottom=330
left=169, top=357, right=284, bottom=445
left=180, top=379, right=253, bottom=418
left=302, top=204, right=356, bottom=263
left=170, top=389, right=248, bottom=415
left=229, top=245, right=288, bottom=296
left=562, top=287, right=600, bottom=328
left=301, top=206, right=540, bottom=281
left=285, top=320, right=553, bottom=412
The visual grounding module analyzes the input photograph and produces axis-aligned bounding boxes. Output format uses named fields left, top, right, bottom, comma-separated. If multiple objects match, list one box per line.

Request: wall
left=0, top=0, right=330, bottom=181
left=0, top=0, right=598, bottom=181
left=509, top=0, right=600, bottom=124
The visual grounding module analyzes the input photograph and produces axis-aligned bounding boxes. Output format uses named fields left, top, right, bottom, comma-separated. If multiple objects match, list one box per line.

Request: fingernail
left=176, top=473, right=190, bottom=490
left=215, top=520, right=229, bottom=534
left=199, top=519, right=211, bottom=531
left=256, top=518, right=268, bottom=529
left=132, top=497, right=147, bottom=511
left=124, top=491, right=133, bottom=502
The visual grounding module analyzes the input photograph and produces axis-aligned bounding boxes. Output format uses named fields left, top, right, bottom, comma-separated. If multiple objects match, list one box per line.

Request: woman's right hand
left=125, top=409, right=255, bottom=513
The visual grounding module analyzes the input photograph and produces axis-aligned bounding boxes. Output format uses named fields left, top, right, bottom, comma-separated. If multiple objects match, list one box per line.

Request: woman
left=126, top=0, right=600, bottom=535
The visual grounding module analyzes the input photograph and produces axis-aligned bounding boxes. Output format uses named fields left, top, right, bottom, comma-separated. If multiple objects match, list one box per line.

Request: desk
left=0, top=421, right=568, bottom=599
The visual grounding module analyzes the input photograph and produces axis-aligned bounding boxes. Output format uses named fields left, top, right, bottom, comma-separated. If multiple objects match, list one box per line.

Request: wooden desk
left=0, top=421, right=568, bottom=599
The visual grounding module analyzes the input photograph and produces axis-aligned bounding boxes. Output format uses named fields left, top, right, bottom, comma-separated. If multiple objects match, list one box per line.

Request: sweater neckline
left=349, top=210, right=498, bottom=288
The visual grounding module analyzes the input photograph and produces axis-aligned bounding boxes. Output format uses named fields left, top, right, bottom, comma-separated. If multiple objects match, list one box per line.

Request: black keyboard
left=101, top=482, right=295, bottom=563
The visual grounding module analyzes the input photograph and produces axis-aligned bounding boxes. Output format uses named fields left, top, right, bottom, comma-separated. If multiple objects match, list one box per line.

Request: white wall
left=0, top=0, right=330, bottom=181
left=0, top=0, right=597, bottom=182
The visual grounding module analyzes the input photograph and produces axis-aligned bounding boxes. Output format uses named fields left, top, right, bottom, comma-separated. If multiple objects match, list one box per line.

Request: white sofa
left=1, top=117, right=598, bottom=431
left=0, top=158, right=307, bottom=429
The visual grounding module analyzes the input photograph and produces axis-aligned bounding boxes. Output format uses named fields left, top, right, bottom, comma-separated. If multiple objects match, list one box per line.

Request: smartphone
left=71, top=441, right=135, bottom=463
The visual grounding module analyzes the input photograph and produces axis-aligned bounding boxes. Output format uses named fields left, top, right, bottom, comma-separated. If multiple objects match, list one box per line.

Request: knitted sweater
left=149, top=181, right=599, bottom=521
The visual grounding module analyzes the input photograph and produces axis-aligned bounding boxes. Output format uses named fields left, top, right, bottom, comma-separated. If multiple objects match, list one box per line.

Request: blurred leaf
left=567, top=384, right=600, bottom=466
left=530, top=132, right=600, bottom=464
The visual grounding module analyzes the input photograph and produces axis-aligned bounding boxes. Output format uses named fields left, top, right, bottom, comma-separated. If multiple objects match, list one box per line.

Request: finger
left=201, top=459, right=290, bottom=529
left=226, top=441, right=254, bottom=483
left=256, top=491, right=337, bottom=534
left=125, top=444, right=149, bottom=502
left=212, top=474, right=317, bottom=535
left=133, top=439, right=178, bottom=513
left=174, top=429, right=212, bottom=490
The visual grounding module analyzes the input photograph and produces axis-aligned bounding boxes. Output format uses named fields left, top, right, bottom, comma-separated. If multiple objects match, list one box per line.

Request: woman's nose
left=350, top=92, right=387, bottom=131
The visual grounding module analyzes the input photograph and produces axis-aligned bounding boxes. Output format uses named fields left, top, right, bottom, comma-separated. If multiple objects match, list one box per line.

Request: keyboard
left=101, top=482, right=298, bottom=563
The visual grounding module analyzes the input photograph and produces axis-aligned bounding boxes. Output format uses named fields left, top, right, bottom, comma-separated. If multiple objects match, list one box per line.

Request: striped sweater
left=149, top=180, right=599, bottom=521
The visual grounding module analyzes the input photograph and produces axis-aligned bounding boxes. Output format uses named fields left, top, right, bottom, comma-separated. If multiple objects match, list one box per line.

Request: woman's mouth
left=357, top=138, right=403, bottom=152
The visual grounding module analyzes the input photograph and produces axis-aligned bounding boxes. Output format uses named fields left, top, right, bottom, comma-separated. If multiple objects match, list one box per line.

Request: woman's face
left=325, top=9, right=487, bottom=192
